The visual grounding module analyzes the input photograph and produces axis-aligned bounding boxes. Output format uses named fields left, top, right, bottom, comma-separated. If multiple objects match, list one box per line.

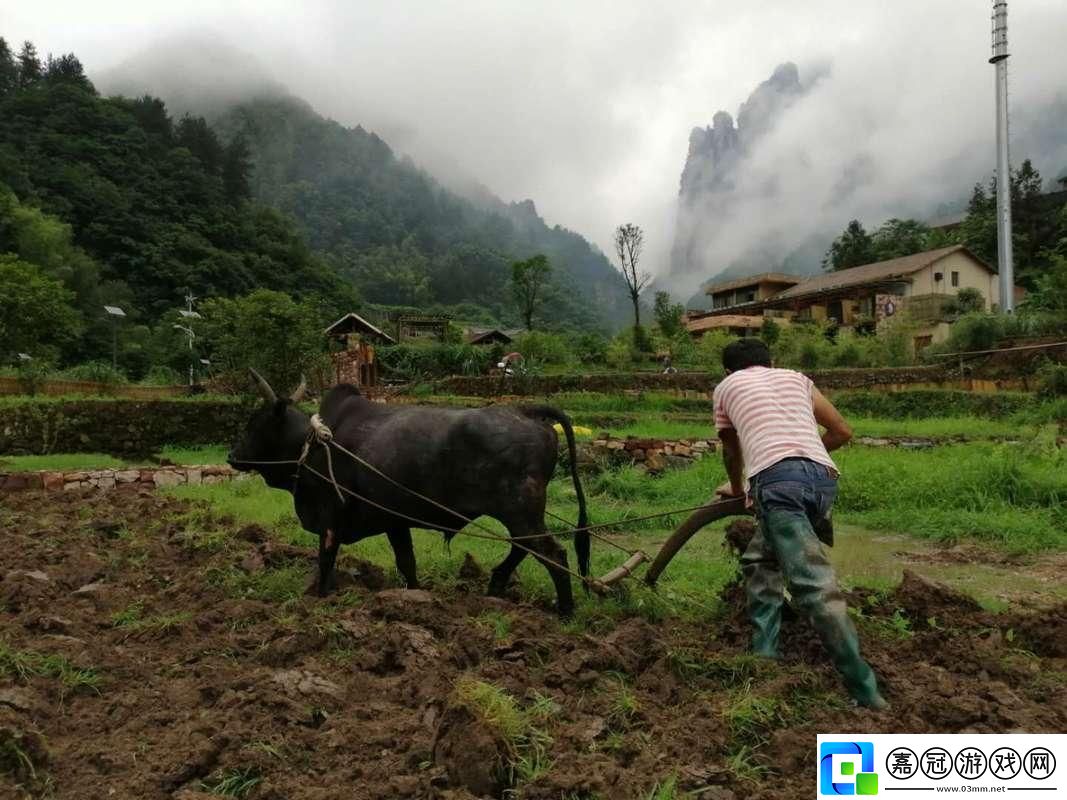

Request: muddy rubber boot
left=741, top=526, right=784, bottom=659
left=761, top=509, right=887, bottom=710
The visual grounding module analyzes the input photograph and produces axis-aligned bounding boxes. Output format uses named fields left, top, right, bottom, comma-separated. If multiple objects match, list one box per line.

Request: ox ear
left=248, top=368, right=277, bottom=404
left=289, top=375, right=308, bottom=404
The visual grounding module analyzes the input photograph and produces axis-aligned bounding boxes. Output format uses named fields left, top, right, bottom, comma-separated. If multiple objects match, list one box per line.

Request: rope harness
left=237, top=414, right=721, bottom=598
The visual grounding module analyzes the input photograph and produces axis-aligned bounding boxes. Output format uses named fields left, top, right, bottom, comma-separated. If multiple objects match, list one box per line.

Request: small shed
left=467, top=328, right=515, bottom=346
left=324, top=312, right=394, bottom=389
left=324, top=312, right=396, bottom=346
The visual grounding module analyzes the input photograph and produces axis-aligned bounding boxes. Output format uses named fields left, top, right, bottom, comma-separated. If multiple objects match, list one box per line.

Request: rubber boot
left=741, top=527, right=784, bottom=659
left=762, top=509, right=888, bottom=710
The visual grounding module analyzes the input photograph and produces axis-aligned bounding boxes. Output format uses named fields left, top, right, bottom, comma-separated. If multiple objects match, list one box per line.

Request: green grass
left=199, top=767, right=262, bottom=798
left=0, top=445, right=229, bottom=472
left=0, top=452, right=135, bottom=472
left=0, top=640, right=101, bottom=696
left=157, top=444, right=229, bottom=464
left=451, top=677, right=553, bottom=786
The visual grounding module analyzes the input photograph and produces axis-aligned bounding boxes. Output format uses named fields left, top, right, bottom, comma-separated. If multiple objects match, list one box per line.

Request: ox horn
left=248, top=368, right=277, bottom=404
left=289, top=375, right=308, bottom=403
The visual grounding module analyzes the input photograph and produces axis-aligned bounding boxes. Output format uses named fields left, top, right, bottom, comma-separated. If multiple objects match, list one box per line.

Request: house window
left=951, top=271, right=959, bottom=287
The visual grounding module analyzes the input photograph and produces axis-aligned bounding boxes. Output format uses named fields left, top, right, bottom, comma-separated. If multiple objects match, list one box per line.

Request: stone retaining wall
left=435, top=365, right=965, bottom=397
left=587, top=434, right=717, bottom=473
left=0, top=464, right=243, bottom=492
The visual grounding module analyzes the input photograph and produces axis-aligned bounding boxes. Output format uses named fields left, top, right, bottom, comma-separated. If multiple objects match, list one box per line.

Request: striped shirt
left=713, top=366, right=837, bottom=480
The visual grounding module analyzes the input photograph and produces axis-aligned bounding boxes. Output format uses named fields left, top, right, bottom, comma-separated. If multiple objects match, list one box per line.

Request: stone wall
left=0, top=464, right=242, bottom=492
left=436, top=365, right=962, bottom=397
left=586, top=434, right=717, bottom=473
left=0, top=398, right=255, bottom=456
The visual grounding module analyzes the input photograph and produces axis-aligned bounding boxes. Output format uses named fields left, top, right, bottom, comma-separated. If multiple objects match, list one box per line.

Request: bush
left=141, top=365, right=184, bottom=386
left=1036, top=360, right=1067, bottom=399
left=941, top=313, right=1003, bottom=352
left=569, top=332, right=608, bottom=365
left=759, top=318, right=781, bottom=345
left=513, top=331, right=572, bottom=365
left=377, top=343, right=493, bottom=380
left=59, top=361, right=128, bottom=384
left=631, top=325, right=654, bottom=354
left=606, top=332, right=641, bottom=370
left=693, top=331, right=733, bottom=375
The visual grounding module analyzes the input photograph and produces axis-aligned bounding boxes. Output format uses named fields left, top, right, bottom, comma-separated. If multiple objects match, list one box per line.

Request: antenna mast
left=990, top=0, right=1014, bottom=312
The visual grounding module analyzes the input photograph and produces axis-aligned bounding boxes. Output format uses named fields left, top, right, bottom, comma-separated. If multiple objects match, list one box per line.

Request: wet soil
left=1, top=489, right=1065, bottom=800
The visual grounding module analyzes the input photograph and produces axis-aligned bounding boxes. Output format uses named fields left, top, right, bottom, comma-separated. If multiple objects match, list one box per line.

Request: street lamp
left=173, top=324, right=196, bottom=386
left=103, top=305, right=126, bottom=370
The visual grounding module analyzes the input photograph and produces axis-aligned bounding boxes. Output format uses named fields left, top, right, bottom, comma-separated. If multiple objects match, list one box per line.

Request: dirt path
left=1, top=489, right=1064, bottom=799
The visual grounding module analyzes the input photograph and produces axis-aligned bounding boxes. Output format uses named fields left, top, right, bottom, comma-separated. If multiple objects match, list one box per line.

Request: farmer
left=713, top=338, right=887, bottom=709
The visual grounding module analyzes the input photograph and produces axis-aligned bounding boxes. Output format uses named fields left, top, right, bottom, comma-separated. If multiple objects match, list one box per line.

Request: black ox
left=227, top=370, right=590, bottom=617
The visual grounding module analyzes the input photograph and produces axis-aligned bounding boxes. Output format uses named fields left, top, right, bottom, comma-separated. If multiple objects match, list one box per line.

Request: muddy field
left=1, top=488, right=1065, bottom=800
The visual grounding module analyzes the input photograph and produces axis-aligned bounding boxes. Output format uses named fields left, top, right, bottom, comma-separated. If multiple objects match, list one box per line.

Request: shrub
left=759, top=318, right=781, bottom=345
left=569, top=332, right=608, bottom=365
left=693, top=331, right=733, bottom=375
left=377, top=343, right=493, bottom=380
left=513, top=331, right=572, bottom=365
left=1036, top=360, right=1067, bottom=399
left=141, top=365, right=183, bottom=386
left=59, top=361, right=128, bottom=384
left=631, top=325, right=654, bottom=354
left=942, top=313, right=1003, bottom=353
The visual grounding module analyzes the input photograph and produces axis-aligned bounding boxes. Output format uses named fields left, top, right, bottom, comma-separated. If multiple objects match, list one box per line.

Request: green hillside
left=213, top=96, right=633, bottom=330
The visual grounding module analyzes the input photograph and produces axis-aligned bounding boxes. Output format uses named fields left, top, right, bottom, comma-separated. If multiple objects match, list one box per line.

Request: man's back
left=713, top=365, right=835, bottom=479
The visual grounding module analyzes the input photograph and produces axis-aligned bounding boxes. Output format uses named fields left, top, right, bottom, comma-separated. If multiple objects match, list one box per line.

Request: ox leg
left=312, top=528, right=340, bottom=597
left=387, top=528, right=420, bottom=589
left=517, top=526, right=575, bottom=619
left=488, top=545, right=528, bottom=597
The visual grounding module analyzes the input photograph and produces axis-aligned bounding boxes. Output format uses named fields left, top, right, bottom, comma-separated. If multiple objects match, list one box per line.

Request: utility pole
left=103, top=305, right=126, bottom=371
left=990, top=0, right=1014, bottom=312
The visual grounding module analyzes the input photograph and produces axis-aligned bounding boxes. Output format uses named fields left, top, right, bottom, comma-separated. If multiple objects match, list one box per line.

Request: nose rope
left=300, top=414, right=344, bottom=503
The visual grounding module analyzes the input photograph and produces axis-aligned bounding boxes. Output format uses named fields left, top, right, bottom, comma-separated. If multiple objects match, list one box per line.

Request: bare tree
left=614, top=223, right=650, bottom=327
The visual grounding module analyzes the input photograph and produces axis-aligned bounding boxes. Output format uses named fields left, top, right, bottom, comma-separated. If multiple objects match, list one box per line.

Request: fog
left=3, top=0, right=1066, bottom=297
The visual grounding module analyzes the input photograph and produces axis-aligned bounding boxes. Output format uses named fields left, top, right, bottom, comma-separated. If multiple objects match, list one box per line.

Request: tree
left=16, top=41, right=41, bottom=88
left=653, top=290, right=685, bottom=338
left=222, top=135, right=252, bottom=202
left=511, top=254, right=552, bottom=330
left=870, top=218, right=932, bottom=261
left=44, top=53, right=92, bottom=92
left=0, top=256, right=82, bottom=361
left=760, top=317, right=781, bottom=345
left=614, top=223, right=649, bottom=327
left=0, top=38, right=17, bottom=96
left=823, top=220, right=874, bottom=271
left=199, top=289, right=328, bottom=391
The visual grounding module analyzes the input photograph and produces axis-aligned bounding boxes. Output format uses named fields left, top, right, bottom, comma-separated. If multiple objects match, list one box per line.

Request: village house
left=685, top=245, right=1021, bottom=350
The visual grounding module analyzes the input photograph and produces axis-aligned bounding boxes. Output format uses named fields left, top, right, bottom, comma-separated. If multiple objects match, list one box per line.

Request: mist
left=4, top=0, right=1066, bottom=299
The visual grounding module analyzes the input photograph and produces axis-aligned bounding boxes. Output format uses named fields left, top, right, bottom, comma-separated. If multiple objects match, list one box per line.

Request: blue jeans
left=742, top=458, right=883, bottom=705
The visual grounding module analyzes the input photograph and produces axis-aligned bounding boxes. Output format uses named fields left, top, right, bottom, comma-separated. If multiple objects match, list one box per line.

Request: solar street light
left=104, top=305, right=127, bottom=369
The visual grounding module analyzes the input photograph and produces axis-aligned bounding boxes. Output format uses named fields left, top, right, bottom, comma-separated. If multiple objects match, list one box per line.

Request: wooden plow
left=589, top=496, right=752, bottom=593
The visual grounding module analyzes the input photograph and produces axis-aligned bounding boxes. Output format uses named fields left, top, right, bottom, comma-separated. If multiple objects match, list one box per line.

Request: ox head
left=227, top=369, right=310, bottom=484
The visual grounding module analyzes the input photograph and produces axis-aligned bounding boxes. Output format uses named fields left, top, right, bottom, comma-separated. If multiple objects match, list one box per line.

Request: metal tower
left=990, top=0, right=1014, bottom=312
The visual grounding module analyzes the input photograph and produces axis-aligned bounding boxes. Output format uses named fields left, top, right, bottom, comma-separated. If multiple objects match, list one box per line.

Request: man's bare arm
left=813, top=387, right=853, bottom=452
left=716, top=428, right=746, bottom=497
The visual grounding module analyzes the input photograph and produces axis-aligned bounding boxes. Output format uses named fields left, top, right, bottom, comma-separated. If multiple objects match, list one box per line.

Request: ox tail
left=518, top=404, right=590, bottom=579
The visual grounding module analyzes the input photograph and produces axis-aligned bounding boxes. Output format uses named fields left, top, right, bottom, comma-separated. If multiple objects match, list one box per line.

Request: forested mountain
left=0, top=42, right=353, bottom=320
left=211, top=96, right=632, bottom=330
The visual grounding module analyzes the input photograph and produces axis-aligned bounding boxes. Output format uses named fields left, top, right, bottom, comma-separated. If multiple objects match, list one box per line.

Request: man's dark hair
left=722, top=338, right=772, bottom=372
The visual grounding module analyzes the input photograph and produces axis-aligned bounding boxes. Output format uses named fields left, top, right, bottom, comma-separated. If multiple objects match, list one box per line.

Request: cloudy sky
left=3, top=1, right=1066, bottom=292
